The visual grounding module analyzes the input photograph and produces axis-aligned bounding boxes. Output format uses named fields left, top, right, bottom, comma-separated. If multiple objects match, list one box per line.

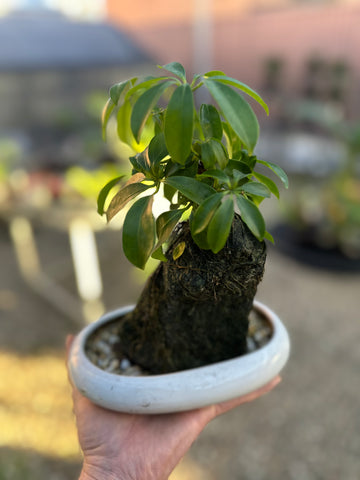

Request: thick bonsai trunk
left=115, top=215, right=266, bottom=374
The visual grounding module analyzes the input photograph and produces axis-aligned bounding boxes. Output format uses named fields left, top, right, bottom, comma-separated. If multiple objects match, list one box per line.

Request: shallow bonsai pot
left=68, top=300, right=290, bottom=414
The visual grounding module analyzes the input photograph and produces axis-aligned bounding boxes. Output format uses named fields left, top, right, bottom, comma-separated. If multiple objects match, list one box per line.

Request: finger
left=65, top=334, right=75, bottom=359
left=212, top=375, right=282, bottom=417
left=65, top=335, right=76, bottom=390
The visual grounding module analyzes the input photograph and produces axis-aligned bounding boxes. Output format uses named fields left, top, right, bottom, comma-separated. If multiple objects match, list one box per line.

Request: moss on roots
left=114, top=215, right=266, bottom=374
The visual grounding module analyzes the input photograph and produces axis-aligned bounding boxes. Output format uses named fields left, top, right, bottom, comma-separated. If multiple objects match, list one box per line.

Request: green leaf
left=222, top=122, right=243, bottom=157
left=131, top=80, right=174, bottom=142
left=164, top=84, right=194, bottom=165
left=231, top=169, right=249, bottom=184
left=203, top=138, right=228, bottom=169
left=240, top=181, right=271, bottom=198
left=101, top=98, right=116, bottom=140
left=226, top=159, right=252, bottom=175
left=257, top=160, right=289, bottom=189
left=106, top=181, right=152, bottom=222
left=204, top=70, right=226, bottom=77
left=199, top=104, right=223, bottom=140
left=205, top=75, right=269, bottom=115
left=151, top=245, right=167, bottom=262
left=164, top=176, right=216, bottom=205
left=103, top=78, right=137, bottom=142
left=253, top=172, right=280, bottom=199
left=203, top=79, right=259, bottom=153
left=207, top=197, right=234, bottom=253
left=197, top=169, right=230, bottom=185
left=191, top=73, right=201, bottom=88
left=164, top=182, right=176, bottom=202
left=148, top=132, right=168, bottom=175
left=264, top=231, right=274, bottom=243
left=191, top=228, right=211, bottom=250
left=122, top=196, right=155, bottom=269
left=117, top=99, right=134, bottom=146
left=110, top=79, right=133, bottom=105
left=163, top=160, right=182, bottom=178
left=159, top=62, right=186, bottom=82
left=126, top=76, right=171, bottom=98
left=239, top=151, right=257, bottom=169
left=191, top=193, right=223, bottom=235
left=97, top=175, right=125, bottom=215
left=129, top=151, right=151, bottom=175
left=236, top=195, right=265, bottom=240
left=155, top=209, right=184, bottom=247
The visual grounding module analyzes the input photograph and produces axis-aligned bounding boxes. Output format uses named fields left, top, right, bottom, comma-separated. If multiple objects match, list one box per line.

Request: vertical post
left=193, top=0, right=213, bottom=104
left=193, top=0, right=213, bottom=73
left=9, top=217, right=40, bottom=279
left=69, top=218, right=104, bottom=323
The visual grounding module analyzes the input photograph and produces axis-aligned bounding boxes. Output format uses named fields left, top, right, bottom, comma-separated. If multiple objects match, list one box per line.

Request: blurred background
left=0, top=0, right=359, bottom=479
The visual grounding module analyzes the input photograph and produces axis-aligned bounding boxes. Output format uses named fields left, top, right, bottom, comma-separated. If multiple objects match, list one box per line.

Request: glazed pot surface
left=68, top=300, right=290, bottom=414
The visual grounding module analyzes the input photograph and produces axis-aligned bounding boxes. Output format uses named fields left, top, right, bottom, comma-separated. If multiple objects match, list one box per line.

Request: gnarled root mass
left=114, top=215, right=266, bottom=374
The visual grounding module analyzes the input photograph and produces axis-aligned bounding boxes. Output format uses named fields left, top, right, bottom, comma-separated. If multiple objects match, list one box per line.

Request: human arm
left=66, top=336, right=281, bottom=480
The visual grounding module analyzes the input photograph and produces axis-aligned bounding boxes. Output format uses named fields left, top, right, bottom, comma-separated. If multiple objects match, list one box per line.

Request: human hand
left=66, top=335, right=281, bottom=480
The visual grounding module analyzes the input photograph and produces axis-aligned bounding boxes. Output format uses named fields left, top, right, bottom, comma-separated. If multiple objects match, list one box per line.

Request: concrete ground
left=1, top=215, right=359, bottom=480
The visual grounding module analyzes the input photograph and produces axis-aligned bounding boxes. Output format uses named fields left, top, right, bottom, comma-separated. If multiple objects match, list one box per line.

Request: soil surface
left=1, top=218, right=360, bottom=479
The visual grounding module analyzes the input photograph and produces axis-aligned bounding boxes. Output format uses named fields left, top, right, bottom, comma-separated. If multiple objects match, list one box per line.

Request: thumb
left=65, top=334, right=75, bottom=360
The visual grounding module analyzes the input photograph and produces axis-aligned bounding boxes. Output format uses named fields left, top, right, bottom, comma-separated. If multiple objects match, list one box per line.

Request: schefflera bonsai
left=98, top=62, right=288, bottom=374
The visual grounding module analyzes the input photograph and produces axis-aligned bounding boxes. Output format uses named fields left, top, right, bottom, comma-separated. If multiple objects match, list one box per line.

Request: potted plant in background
left=276, top=100, right=360, bottom=270
left=68, top=62, right=290, bottom=413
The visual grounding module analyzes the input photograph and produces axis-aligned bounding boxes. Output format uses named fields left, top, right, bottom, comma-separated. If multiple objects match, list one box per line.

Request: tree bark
left=114, top=215, right=266, bottom=374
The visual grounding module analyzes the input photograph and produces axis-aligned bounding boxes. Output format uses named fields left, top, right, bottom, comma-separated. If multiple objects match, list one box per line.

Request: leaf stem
left=191, top=81, right=204, bottom=93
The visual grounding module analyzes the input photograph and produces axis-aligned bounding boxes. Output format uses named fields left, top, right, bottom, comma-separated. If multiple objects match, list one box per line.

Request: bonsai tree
left=97, top=62, right=288, bottom=374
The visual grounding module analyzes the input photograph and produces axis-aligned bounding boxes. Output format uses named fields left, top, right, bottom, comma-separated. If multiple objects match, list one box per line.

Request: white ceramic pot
left=68, top=300, right=290, bottom=414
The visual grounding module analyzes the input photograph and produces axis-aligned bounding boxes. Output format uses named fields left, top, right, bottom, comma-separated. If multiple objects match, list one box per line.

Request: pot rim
left=68, top=300, right=290, bottom=413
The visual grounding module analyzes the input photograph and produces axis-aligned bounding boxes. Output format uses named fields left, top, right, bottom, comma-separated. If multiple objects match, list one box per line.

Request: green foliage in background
left=98, top=62, right=288, bottom=268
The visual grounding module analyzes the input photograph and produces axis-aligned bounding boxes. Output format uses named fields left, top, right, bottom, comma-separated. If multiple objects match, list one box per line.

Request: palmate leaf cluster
left=98, top=62, right=288, bottom=269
